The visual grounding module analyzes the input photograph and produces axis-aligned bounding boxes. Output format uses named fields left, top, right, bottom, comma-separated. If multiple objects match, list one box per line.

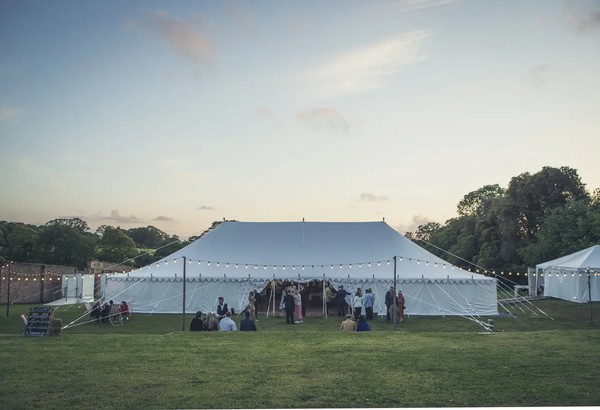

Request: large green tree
left=37, top=224, right=96, bottom=269
left=95, top=227, right=138, bottom=264
left=520, top=200, right=600, bottom=267
left=126, top=226, right=171, bottom=249
left=5, top=223, right=40, bottom=262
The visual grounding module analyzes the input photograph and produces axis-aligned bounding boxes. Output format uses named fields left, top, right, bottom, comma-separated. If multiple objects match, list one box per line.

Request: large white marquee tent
left=105, top=221, right=498, bottom=317
left=535, top=244, right=600, bottom=303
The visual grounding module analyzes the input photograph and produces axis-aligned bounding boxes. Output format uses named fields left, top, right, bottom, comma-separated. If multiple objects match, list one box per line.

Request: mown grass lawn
left=0, top=299, right=599, bottom=409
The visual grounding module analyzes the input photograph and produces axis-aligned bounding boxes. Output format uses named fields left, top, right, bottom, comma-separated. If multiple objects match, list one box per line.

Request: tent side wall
left=540, top=267, right=600, bottom=303
left=106, top=276, right=498, bottom=316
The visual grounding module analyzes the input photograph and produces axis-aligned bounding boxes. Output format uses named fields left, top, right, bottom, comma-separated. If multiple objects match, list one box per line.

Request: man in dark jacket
left=385, top=287, right=397, bottom=322
left=240, top=311, right=257, bottom=331
left=335, top=285, right=350, bottom=317
left=283, top=289, right=296, bottom=324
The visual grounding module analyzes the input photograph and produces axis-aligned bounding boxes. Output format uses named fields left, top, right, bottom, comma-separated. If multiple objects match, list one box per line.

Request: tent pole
left=322, top=278, right=326, bottom=318
left=272, top=279, right=276, bottom=317
left=6, top=262, right=11, bottom=318
left=393, top=256, right=397, bottom=331
left=587, top=267, right=593, bottom=324
left=182, top=256, right=187, bottom=332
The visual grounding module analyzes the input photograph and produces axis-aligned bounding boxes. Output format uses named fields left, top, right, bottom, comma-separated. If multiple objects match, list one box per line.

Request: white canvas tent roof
left=536, top=244, right=600, bottom=303
left=106, top=221, right=497, bottom=316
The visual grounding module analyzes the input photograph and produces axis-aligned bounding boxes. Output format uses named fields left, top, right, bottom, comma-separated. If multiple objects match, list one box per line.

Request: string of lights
left=2, top=259, right=598, bottom=280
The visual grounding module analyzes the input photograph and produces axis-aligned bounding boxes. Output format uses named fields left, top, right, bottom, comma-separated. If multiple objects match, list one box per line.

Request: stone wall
left=0, top=262, right=78, bottom=304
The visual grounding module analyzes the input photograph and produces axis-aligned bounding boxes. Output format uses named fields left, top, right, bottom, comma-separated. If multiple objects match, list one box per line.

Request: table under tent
left=104, top=221, right=498, bottom=318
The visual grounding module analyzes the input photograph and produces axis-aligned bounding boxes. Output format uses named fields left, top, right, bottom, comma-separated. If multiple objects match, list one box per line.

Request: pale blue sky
left=1, top=0, right=599, bottom=238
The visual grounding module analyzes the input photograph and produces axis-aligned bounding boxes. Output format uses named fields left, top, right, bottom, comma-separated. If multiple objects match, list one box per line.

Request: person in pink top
left=119, top=301, right=130, bottom=320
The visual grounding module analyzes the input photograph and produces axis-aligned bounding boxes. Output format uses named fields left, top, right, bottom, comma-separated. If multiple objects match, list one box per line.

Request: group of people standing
left=280, top=285, right=305, bottom=324
left=325, top=285, right=377, bottom=320
left=384, top=287, right=406, bottom=322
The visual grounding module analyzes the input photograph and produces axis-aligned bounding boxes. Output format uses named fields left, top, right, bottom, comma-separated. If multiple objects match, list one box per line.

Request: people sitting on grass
left=219, top=311, right=237, bottom=332
left=90, top=300, right=102, bottom=323
left=240, top=311, right=257, bottom=331
left=356, top=315, right=370, bottom=332
left=100, top=301, right=110, bottom=323
left=190, top=311, right=204, bottom=331
left=204, top=313, right=218, bottom=331
left=340, top=314, right=355, bottom=332
left=120, top=301, right=130, bottom=321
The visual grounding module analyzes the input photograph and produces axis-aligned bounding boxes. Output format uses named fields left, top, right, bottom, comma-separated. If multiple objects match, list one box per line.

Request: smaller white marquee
left=536, top=244, right=600, bottom=303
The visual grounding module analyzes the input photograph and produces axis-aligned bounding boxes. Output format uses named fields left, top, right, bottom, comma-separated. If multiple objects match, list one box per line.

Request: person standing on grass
left=340, top=314, right=355, bottom=332
left=299, top=284, right=308, bottom=317
left=363, top=288, right=374, bottom=321
left=352, top=288, right=363, bottom=320
left=253, top=288, right=262, bottom=318
left=335, top=285, right=350, bottom=317
left=219, top=311, right=237, bottom=331
left=294, top=288, right=303, bottom=323
left=284, top=288, right=296, bottom=324
left=325, top=284, right=335, bottom=315
left=216, top=296, right=231, bottom=321
left=248, top=290, right=258, bottom=321
left=397, top=290, right=406, bottom=322
left=240, top=311, right=257, bottom=331
left=190, top=311, right=204, bottom=331
left=384, top=287, right=396, bottom=322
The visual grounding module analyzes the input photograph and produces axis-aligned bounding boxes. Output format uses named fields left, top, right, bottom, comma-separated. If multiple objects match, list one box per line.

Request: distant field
left=0, top=299, right=599, bottom=409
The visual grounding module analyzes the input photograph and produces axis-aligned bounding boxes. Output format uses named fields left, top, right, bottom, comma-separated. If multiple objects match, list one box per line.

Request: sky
left=1, top=0, right=600, bottom=239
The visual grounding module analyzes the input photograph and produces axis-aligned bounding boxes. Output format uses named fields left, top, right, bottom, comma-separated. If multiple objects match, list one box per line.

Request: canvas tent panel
left=542, top=271, right=600, bottom=303
left=106, top=278, right=270, bottom=315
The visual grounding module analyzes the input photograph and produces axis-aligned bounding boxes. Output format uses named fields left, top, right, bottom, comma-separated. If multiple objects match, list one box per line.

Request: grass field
left=1, top=299, right=599, bottom=409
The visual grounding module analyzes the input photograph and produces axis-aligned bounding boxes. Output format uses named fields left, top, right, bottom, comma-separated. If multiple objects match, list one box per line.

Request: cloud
left=297, top=107, right=349, bottom=134
left=153, top=215, right=174, bottom=221
left=255, top=105, right=275, bottom=119
left=385, top=0, right=456, bottom=14
left=147, top=10, right=216, bottom=66
left=299, top=31, right=430, bottom=100
left=524, top=64, right=548, bottom=89
left=197, top=205, right=213, bottom=210
left=359, top=193, right=389, bottom=202
left=0, top=105, right=24, bottom=121
left=102, top=210, right=140, bottom=224
left=396, top=214, right=432, bottom=234
left=566, top=1, right=600, bottom=32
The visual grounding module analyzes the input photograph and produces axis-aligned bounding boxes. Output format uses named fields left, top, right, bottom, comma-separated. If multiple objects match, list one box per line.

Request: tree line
left=0, top=217, right=227, bottom=270
left=405, top=166, right=600, bottom=273
left=1, top=166, right=599, bottom=273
